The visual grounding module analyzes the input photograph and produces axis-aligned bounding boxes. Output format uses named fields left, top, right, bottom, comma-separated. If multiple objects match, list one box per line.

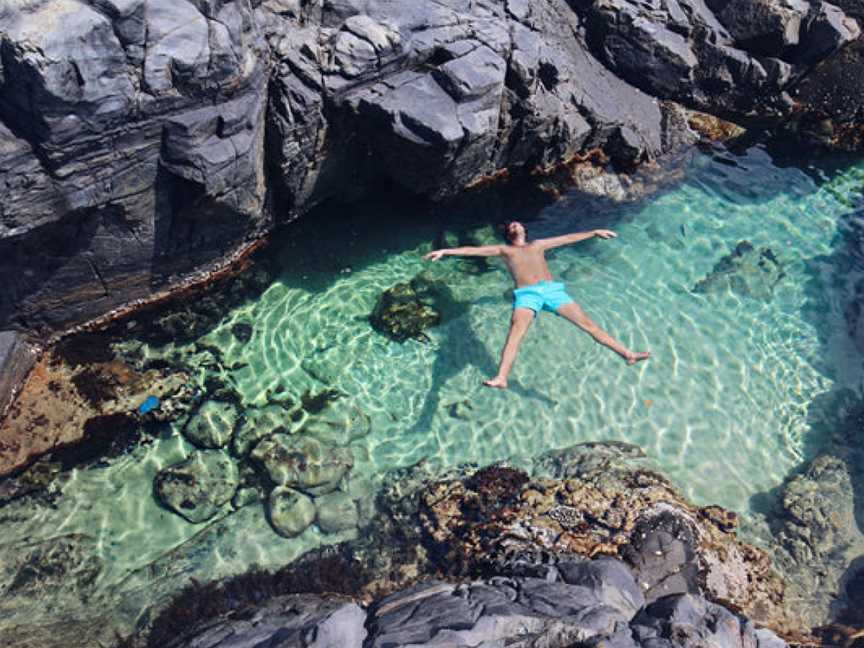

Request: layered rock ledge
left=0, top=0, right=860, bottom=354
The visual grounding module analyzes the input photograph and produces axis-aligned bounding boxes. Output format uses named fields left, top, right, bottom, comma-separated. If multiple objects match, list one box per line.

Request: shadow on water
left=405, top=280, right=556, bottom=436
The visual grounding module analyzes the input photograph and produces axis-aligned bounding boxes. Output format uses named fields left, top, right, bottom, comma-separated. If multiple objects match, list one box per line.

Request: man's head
left=504, top=221, right=526, bottom=244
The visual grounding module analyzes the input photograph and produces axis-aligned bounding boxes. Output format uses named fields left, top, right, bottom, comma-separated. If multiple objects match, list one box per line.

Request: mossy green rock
left=315, top=491, right=360, bottom=534
left=183, top=400, right=238, bottom=449
left=232, top=405, right=291, bottom=457
left=251, top=433, right=353, bottom=496
left=370, top=281, right=441, bottom=341
left=268, top=486, right=316, bottom=538
left=154, top=451, right=239, bottom=523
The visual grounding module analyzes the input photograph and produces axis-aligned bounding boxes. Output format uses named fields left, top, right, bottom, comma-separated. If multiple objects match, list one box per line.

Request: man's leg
left=484, top=307, right=535, bottom=389
left=556, top=302, right=650, bottom=365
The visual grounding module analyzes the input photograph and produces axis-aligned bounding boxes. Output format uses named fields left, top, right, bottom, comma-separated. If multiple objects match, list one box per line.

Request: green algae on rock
left=154, top=451, right=240, bottom=523
left=182, top=400, right=239, bottom=450
left=693, top=241, right=786, bottom=301
left=370, top=281, right=441, bottom=342
left=268, top=486, right=317, bottom=538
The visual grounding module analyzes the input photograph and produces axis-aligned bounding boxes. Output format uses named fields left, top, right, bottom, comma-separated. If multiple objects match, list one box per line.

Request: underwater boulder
left=154, top=451, right=240, bottom=523
left=232, top=405, right=292, bottom=457
left=370, top=281, right=441, bottom=342
left=250, top=433, right=354, bottom=496
left=693, top=241, right=785, bottom=300
left=315, top=491, right=360, bottom=534
left=182, top=400, right=238, bottom=449
left=302, top=399, right=372, bottom=447
left=268, top=486, right=316, bottom=538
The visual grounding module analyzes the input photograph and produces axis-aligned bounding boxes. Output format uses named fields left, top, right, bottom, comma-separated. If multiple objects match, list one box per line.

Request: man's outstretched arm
left=536, top=229, right=616, bottom=250
left=424, top=245, right=503, bottom=261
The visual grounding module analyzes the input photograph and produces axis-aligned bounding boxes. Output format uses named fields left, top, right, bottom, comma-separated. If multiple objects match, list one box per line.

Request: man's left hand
left=594, top=229, right=617, bottom=239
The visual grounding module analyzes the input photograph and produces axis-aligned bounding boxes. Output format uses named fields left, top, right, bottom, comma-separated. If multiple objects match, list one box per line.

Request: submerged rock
left=693, top=241, right=785, bottom=300
left=268, top=486, right=316, bottom=538
left=771, top=454, right=864, bottom=628
left=302, top=399, right=372, bottom=447
left=370, top=281, right=441, bottom=342
left=232, top=404, right=292, bottom=457
left=154, top=451, right=239, bottom=523
left=315, top=491, right=360, bottom=535
left=251, top=433, right=354, bottom=496
left=182, top=400, right=238, bottom=449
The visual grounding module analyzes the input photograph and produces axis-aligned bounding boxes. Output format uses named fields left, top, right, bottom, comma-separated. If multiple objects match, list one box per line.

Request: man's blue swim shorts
left=512, top=280, right=574, bottom=314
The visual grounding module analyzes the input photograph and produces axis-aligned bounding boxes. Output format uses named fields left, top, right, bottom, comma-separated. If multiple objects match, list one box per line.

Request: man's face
left=506, top=221, right=525, bottom=242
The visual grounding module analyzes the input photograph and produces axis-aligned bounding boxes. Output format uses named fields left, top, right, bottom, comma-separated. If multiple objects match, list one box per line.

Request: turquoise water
left=1, top=142, right=863, bottom=639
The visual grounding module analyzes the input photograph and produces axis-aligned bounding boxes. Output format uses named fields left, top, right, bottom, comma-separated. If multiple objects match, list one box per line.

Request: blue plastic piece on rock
left=138, top=395, right=160, bottom=414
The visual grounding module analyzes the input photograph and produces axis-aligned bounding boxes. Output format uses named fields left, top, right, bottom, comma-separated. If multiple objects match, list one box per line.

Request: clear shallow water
left=1, top=142, right=864, bottom=637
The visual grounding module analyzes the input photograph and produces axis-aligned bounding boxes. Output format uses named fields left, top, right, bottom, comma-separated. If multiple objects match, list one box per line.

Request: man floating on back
left=424, top=221, right=650, bottom=389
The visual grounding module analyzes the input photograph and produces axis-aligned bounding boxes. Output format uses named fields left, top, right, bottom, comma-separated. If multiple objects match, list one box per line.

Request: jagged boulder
left=693, top=241, right=785, bottom=300
left=154, top=451, right=240, bottom=523
left=160, top=594, right=368, bottom=648
left=251, top=433, right=354, bottom=496
left=416, top=444, right=794, bottom=633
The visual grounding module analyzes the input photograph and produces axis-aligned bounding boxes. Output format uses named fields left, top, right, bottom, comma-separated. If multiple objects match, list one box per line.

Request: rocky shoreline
left=1, top=0, right=862, bottom=367
left=125, top=443, right=848, bottom=647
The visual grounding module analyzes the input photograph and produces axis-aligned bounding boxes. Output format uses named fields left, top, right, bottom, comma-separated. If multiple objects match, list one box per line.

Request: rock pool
left=1, top=141, right=863, bottom=642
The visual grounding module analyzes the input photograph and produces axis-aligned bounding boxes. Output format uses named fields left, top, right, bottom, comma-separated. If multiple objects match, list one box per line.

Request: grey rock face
left=0, top=331, right=37, bottom=416
left=154, top=451, right=240, bottom=523
left=772, top=454, right=864, bottom=627
left=162, top=594, right=368, bottom=648
left=0, top=0, right=269, bottom=334
left=366, top=576, right=637, bottom=648
left=632, top=593, right=780, bottom=648
left=0, top=0, right=859, bottom=348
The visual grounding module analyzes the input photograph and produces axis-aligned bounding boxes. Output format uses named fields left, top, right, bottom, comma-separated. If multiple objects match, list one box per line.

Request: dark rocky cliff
left=0, top=0, right=860, bottom=340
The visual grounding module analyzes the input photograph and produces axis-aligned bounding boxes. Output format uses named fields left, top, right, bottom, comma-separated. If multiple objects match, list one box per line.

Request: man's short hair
left=503, top=221, right=522, bottom=244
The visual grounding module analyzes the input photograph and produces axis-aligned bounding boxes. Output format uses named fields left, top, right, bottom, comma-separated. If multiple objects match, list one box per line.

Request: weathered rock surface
left=417, top=446, right=794, bottom=632
left=154, top=451, right=240, bottom=523
left=163, top=559, right=788, bottom=648
left=693, top=241, right=786, bottom=300
left=0, top=0, right=859, bottom=349
left=0, top=332, right=37, bottom=417
left=162, top=594, right=368, bottom=648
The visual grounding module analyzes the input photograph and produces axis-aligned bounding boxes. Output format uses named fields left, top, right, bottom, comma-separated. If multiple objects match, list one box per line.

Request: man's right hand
left=423, top=250, right=446, bottom=261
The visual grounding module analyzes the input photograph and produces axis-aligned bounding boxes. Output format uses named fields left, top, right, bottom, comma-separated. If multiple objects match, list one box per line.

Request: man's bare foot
left=625, top=351, right=651, bottom=365
left=483, top=377, right=508, bottom=389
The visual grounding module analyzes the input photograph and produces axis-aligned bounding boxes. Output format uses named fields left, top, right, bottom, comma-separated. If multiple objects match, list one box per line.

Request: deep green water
left=1, top=141, right=863, bottom=639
